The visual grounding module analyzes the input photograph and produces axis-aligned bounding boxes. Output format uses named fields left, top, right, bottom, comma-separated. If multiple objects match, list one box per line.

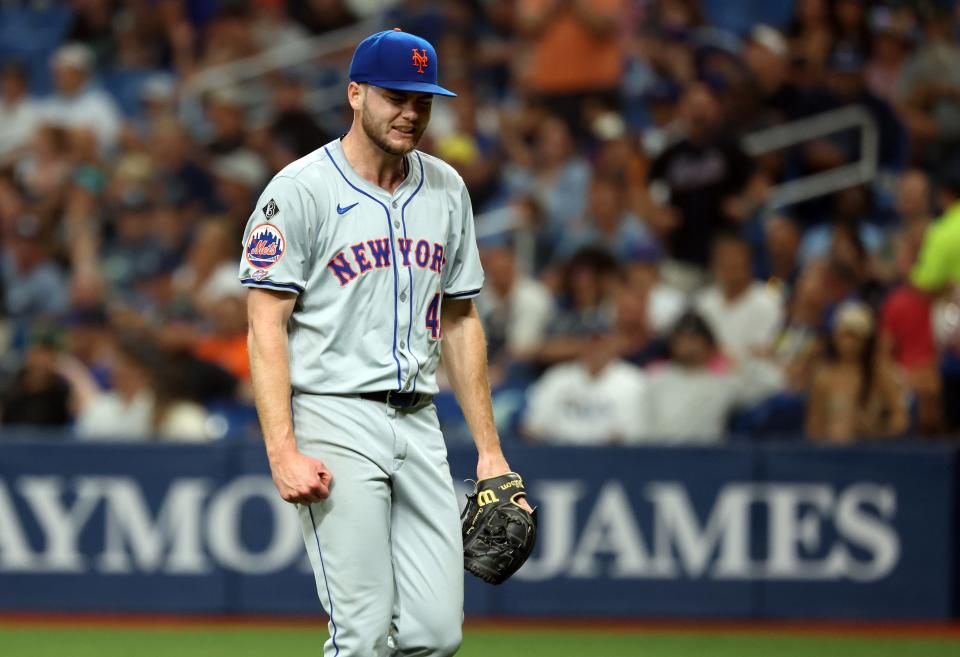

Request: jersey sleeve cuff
left=240, top=279, right=304, bottom=294
left=444, top=287, right=482, bottom=299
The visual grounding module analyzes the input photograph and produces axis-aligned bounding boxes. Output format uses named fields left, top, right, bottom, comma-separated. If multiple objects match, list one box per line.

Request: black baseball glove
left=461, top=472, right=537, bottom=585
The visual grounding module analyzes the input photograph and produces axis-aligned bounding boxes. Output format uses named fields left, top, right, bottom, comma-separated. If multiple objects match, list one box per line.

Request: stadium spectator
left=0, top=62, right=40, bottom=164
left=786, top=0, right=834, bottom=79
left=646, top=82, right=757, bottom=286
left=612, top=286, right=663, bottom=367
left=74, top=337, right=211, bottom=441
left=880, top=220, right=940, bottom=434
left=637, top=80, right=683, bottom=159
left=62, top=305, right=113, bottom=390
left=250, top=0, right=313, bottom=53
left=476, top=235, right=555, bottom=382
left=832, top=0, right=871, bottom=55
left=132, top=74, right=179, bottom=138
left=761, top=215, right=802, bottom=287
left=742, top=24, right=807, bottom=129
left=0, top=333, right=72, bottom=429
left=806, top=300, right=908, bottom=443
left=15, top=124, right=72, bottom=208
left=1, top=215, right=70, bottom=327
left=772, top=260, right=829, bottom=390
left=643, top=311, right=783, bottom=443
left=172, top=218, right=245, bottom=317
left=522, top=318, right=647, bottom=445
left=192, top=294, right=251, bottom=386
left=66, top=0, right=115, bottom=68
left=911, top=165, right=960, bottom=293
left=109, top=2, right=168, bottom=70
left=802, top=44, right=907, bottom=174
left=798, top=186, right=884, bottom=265
left=517, top=0, right=624, bottom=136
left=503, top=113, right=591, bottom=251
left=535, top=247, right=619, bottom=365
left=263, top=74, right=333, bottom=174
left=864, top=6, right=914, bottom=105
left=190, top=3, right=261, bottom=74
left=893, top=168, right=934, bottom=230
left=471, top=0, right=521, bottom=99
left=429, top=84, right=504, bottom=212
left=898, top=4, right=960, bottom=167
left=290, top=0, right=357, bottom=35
left=556, top=176, right=657, bottom=263
left=202, top=88, right=250, bottom=157
left=210, top=149, right=268, bottom=228
left=695, top=232, right=784, bottom=361
left=100, top=193, right=174, bottom=307
left=622, top=242, right=687, bottom=337
left=40, top=43, right=122, bottom=152
left=634, top=1, right=700, bottom=91
left=147, top=117, right=216, bottom=211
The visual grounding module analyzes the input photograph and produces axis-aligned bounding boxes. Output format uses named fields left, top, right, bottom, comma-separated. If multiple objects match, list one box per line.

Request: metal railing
left=178, top=17, right=381, bottom=121
left=741, top=104, right=879, bottom=213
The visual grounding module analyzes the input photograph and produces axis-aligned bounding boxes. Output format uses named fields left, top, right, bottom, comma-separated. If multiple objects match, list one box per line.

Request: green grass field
left=1, top=625, right=959, bottom=657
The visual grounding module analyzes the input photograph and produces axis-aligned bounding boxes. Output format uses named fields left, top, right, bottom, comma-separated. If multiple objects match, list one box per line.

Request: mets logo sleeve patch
left=246, top=224, right=285, bottom=269
left=239, top=175, right=318, bottom=293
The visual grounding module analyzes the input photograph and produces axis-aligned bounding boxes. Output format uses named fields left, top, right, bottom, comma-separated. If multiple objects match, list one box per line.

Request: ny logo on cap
left=411, top=48, right=428, bottom=74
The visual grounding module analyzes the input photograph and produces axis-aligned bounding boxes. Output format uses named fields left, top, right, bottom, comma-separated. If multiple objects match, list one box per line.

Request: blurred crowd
left=1, top=0, right=960, bottom=446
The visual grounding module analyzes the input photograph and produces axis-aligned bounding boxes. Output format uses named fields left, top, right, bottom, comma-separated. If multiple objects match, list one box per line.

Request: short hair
left=669, top=311, right=717, bottom=347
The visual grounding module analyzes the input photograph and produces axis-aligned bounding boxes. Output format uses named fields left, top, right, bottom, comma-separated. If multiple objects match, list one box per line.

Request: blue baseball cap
left=349, top=29, right=456, bottom=97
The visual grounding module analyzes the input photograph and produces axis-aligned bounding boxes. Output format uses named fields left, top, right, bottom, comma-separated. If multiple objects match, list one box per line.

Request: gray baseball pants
left=293, top=393, right=464, bottom=657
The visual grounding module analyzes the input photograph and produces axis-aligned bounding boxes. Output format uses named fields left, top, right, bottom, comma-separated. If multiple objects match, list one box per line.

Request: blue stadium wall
left=0, top=439, right=956, bottom=619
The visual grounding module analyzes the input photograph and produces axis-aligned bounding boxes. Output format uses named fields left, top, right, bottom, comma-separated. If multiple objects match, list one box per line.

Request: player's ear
left=347, top=82, right=364, bottom=112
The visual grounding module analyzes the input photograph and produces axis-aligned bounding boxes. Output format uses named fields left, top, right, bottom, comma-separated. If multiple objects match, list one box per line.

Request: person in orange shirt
left=518, top=0, right=624, bottom=135
left=193, top=295, right=250, bottom=383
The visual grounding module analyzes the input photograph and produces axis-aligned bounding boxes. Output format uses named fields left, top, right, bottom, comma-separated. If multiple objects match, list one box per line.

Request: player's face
left=361, top=85, right=433, bottom=156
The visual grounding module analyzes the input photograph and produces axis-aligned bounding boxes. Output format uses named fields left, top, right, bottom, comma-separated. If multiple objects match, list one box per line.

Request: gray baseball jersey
left=238, top=138, right=484, bottom=394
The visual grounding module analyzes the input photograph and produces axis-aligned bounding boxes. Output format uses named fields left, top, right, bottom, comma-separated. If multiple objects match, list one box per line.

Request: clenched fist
left=269, top=449, right=333, bottom=504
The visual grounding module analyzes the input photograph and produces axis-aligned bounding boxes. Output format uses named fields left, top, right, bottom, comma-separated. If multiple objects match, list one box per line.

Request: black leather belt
left=358, top=390, right=433, bottom=410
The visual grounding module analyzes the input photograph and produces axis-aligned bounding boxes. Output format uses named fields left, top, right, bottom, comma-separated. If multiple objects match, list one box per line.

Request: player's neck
left=341, top=129, right=409, bottom=194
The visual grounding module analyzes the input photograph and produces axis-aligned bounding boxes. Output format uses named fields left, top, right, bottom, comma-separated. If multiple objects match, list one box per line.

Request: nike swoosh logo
left=336, top=202, right=359, bottom=215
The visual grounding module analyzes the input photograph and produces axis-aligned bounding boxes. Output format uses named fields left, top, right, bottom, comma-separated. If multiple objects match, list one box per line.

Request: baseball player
left=240, top=29, right=532, bottom=657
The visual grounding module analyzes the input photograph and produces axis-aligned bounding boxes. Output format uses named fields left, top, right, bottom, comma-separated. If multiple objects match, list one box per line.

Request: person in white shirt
left=72, top=338, right=211, bottom=442
left=623, top=241, right=687, bottom=336
left=643, top=312, right=783, bottom=443
left=40, top=43, right=122, bottom=153
left=475, top=234, right=555, bottom=375
left=522, top=319, right=648, bottom=445
left=695, top=231, right=784, bottom=360
left=0, top=62, right=40, bottom=163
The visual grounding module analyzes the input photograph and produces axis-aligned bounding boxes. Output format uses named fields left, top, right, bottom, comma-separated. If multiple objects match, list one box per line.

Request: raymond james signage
left=0, top=441, right=955, bottom=618
left=0, top=477, right=897, bottom=582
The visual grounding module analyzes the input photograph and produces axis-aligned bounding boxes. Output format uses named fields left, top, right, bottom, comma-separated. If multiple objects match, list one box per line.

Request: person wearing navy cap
left=240, top=28, right=534, bottom=657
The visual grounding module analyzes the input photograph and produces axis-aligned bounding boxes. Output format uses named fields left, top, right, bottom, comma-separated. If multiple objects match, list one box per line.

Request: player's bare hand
left=270, top=450, right=333, bottom=505
left=477, top=454, right=534, bottom=514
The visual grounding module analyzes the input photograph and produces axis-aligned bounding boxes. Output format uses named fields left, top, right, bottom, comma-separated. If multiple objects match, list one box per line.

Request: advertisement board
left=0, top=440, right=955, bottom=618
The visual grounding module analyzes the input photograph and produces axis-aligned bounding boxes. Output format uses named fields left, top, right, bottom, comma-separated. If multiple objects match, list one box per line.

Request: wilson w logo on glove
left=461, top=472, right=537, bottom=585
